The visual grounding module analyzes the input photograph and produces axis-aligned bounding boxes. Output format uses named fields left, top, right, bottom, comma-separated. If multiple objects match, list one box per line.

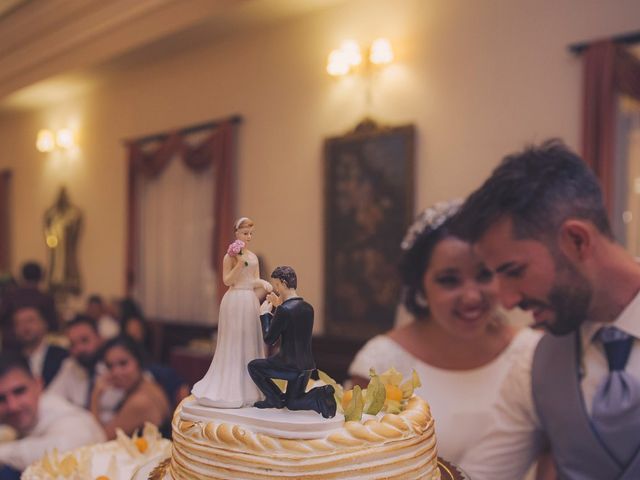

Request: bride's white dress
left=192, top=252, right=265, bottom=408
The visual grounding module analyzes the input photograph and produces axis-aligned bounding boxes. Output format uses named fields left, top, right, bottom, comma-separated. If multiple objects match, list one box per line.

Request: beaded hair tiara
left=400, top=199, right=463, bottom=251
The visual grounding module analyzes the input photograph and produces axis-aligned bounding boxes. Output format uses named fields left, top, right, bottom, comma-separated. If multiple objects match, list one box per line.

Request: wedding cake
left=157, top=259, right=440, bottom=479
left=165, top=370, right=440, bottom=480
left=22, top=423, right=171, bottom=480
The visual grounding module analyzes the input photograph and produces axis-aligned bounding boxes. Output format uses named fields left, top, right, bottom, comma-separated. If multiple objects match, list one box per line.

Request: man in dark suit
left=12, top=306, right=67, bottom=388
left=248, top=266, right=336, bottom=418
left=0, top=262, right=58, bottom=349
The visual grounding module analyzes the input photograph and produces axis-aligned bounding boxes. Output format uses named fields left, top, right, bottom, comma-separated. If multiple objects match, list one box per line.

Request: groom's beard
left=545, top=259, right=592, bottom=336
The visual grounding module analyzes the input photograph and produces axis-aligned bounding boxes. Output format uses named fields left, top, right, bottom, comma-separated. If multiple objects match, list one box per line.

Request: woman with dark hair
left=113, top=298, right=190, bottom=414
left=349, top=200, right=541, bottom=465
left=90, top=335, right=170, bottom=440
left=114, top=297, right=152, bottom=356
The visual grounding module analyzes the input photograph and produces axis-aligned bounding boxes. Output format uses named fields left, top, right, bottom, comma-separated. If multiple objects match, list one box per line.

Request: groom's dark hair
left=271, top=266, right=297, bottom=289
left=454, top=139, right=611, bottom=242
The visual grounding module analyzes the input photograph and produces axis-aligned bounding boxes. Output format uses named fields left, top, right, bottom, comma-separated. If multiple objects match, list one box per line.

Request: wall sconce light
left=36, top=128, right=77, bottom=153
left=369, top=38, right=394, bottom=65
left=36, top=129, right=55, bottom=152
left=327, top=38, right=394, bottom=76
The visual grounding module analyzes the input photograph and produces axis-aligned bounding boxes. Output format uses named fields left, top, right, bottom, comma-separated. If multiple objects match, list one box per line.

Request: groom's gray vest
left=532, top=333, right=640, bottom=479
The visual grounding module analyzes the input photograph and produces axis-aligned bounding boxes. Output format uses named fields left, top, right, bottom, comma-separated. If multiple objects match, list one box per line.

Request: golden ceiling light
left=55, top=128, right=75, bottom=149
left=327, top=49, right=350, bottom=76
left=369, top=38, right=394, bottom=65
left=36, top=127, right=77, bottom=153
left=327, top=38, right=394, bottom=77
left=36, top=129, right=55, bottom=152
left=340, top=40, right=362, bottom=67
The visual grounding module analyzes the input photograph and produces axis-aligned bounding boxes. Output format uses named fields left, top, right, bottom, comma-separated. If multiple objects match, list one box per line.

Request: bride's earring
left=415, top=290, right=428, bottom=308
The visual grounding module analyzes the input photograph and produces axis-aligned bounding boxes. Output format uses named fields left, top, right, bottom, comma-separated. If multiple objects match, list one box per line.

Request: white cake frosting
left=168, top=395, right=440, bottom=480
left=22, top=423, right=171, bottom=480
left=180, top=401, right=345, bottom=439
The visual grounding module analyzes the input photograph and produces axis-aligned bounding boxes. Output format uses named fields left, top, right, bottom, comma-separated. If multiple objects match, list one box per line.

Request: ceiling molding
left=0, top=0, right=349, bottom=111
left=0, top=0, right=240, bottom=101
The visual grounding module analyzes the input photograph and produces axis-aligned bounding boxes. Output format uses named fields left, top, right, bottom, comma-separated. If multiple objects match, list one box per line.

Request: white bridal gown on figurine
left=192, top=252, right=265, bottom=408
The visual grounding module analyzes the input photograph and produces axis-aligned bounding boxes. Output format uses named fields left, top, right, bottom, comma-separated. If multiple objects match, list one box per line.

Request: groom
left=248, top=266, right=336, bottom=418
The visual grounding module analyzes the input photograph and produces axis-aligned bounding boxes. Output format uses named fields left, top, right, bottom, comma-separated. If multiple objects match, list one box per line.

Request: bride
left=192, top=217, right=272, bottom=408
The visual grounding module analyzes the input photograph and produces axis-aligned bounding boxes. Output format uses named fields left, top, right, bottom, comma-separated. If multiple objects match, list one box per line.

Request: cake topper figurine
left=249, top=266, right=337, bottom=418
left=192, top=217, right=272, bottom=408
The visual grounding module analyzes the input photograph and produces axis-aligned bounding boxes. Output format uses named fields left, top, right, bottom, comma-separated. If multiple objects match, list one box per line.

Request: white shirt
left=46, top=357, right=89, bottom=407
left=26, top=341, right=48, bottom=379
left=461, top=290, right=640, bottom=480
left=349, top=327, right=542, bottom=464
left=0, top=393, right=106, bottom=471
left=97, top=314, right=120, bottom=340
left=47, top=358, right=125, bottom=417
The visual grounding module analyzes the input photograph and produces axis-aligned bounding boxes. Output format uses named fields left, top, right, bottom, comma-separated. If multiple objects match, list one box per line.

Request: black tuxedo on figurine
left=248, top=277, right=336, bottom=419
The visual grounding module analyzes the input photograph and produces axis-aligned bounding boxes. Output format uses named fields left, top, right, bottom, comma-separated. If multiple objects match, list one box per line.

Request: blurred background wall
left=0, top=0, right=638, bottom=331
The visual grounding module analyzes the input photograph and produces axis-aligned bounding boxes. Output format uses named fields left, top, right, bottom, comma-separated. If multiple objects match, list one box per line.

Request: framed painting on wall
left=324, top=119, right=415, bottom=340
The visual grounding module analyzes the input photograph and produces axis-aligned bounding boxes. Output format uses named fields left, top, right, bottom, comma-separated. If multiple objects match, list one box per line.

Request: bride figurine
left=192, top=217, right=272, bottom=408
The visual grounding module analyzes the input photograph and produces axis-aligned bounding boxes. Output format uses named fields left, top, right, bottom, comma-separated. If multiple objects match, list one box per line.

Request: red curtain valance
left=582, top=40, right=640, bottom=211
left=0, top=170, right=11, bottom=273
left=126, top=120, right=237, bottom=301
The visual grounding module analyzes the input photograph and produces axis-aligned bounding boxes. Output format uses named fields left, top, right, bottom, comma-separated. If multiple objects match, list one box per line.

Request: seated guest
left=12, top=306, right=67, bottom=388
left=114, top=298, right=190, bottom=409
left=457, top=140, right=640, bottom=479
left=117, top=297, right=153, bottom=354
left=85, top=294, right=120, bottom=340
left=90, top=335, right=170, bottom=439
left=0, top=262, right=58, bottom=349
left=349, top=200, right=541, bottom=464
left=122, top=312, right=146, bottom=345
left=48, top=315, right=125, bottom=414
left=0, top=352, right=105, bottom=479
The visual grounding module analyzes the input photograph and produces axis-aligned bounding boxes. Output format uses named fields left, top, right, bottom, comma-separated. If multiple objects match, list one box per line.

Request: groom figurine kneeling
left=248, top=266, right=336, bottom=418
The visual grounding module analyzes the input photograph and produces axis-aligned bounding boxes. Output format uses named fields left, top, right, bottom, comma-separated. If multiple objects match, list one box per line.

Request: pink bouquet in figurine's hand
left=227, top=240, right=248, bottom=266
